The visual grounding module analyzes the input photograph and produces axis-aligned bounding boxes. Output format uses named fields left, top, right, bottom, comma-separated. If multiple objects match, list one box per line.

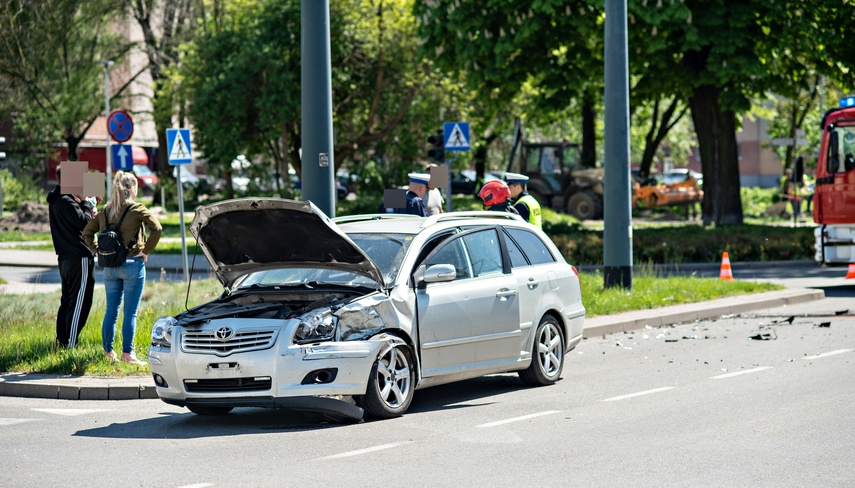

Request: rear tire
left=187, top=405, right=233, bottom=416
left=359, top=340, right=415, bottom=420
left=519, top=315, right=565, bottom=386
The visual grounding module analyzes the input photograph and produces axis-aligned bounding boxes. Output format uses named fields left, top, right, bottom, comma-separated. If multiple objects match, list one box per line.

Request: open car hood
left=190, top=198, right=385, bottom=289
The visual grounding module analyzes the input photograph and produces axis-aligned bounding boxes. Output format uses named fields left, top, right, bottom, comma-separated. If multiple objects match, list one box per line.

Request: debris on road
left=748, top=329, right=777, bottom=341
left=815, top=322, right=831, bottom=328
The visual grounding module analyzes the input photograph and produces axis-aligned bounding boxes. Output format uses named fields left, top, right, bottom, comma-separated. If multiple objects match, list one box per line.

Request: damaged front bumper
left=149, top=317, right=393, bottom=418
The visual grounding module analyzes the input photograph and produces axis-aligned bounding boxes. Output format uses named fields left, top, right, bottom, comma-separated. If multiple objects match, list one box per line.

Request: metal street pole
left=603, top=0, right=633, bottom=289
left=100, top=60, right=114, bottom=198
left=176, top=167, right=188, bottom=281
left=301, top=0, right=335, bottom=217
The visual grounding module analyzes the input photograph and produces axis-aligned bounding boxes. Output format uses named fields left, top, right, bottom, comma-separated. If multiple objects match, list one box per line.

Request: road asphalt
left=0, top=247, right=827, bottom=401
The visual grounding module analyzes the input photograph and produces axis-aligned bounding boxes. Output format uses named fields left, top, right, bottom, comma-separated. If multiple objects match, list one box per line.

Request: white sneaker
left=121, top=352, right=147, bottom=366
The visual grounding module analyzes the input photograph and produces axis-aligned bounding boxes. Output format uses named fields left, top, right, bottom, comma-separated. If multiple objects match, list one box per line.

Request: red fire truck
left=814, top=96, right=855, bottom=265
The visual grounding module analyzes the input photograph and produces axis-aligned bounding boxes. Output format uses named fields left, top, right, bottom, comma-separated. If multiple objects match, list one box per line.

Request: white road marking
left=0, top=418, right=41, bottom=426
left=475, top=410, right=560, bottom=428
left=801, top=349, right=852, bottom=360
left=711, top=366, right=773, bottom=379
left=322, top=442, right=407, bottom=459
left=602, top=386, right=674, bottom=402
left=31, top=408, right=110, bottom=416
left=175, top=484, right=214, bottom=488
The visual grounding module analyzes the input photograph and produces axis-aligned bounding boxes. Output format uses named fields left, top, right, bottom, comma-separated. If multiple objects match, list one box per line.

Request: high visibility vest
left=516, top=194, right=542, bottom=228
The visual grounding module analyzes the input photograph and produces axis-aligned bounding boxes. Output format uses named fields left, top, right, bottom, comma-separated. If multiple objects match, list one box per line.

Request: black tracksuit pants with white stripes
left=56, top=255, right=95, bottom=347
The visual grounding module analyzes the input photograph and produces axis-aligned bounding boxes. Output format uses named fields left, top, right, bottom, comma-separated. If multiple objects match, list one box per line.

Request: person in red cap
left=478, top=180, right=519, bottom=214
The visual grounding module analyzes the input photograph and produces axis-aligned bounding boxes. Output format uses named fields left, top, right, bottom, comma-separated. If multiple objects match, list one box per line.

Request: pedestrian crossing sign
left=166, top=128, right=192, bottom=165
left=443, top=122, right=470, bottom=151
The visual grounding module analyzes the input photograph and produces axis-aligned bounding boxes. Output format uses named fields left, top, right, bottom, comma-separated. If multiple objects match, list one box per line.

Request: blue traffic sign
left=108, top=110, right=134, bottom=143
left=443, top=122, right=470, bottom=151
left=111, top=144, right=134, bottom=171
left=166, top=128, right=192, bottom=165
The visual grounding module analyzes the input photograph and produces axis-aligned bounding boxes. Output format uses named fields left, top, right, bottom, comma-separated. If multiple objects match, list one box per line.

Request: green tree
left=629, top=0, right=855, bottom=225
left=414, top=0, right=605, bottom=169
left=182, top=0, right=443, bottom=198
left=0, top=0, right=134, bottom=171
left=124, top=0, right=198, bottom=191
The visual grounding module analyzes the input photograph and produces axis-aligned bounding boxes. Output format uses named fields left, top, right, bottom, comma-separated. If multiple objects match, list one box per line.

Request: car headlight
left=151, top=316, right=177, bottom=348
left=295, top=309, right=336, bottom=343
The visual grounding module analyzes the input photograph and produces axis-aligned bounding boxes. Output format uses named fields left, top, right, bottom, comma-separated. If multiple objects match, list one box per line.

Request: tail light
left=570, top=265, right=579, bottom=277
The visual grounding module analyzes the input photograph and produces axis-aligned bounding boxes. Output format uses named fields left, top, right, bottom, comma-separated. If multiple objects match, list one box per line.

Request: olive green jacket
left=82, top=202, right=162, bottom=257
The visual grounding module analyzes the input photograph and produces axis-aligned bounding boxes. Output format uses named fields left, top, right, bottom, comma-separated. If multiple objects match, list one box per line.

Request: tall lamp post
left=100, top=60, right=114, bottom=197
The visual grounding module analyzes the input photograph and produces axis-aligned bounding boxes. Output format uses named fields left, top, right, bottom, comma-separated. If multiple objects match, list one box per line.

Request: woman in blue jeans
left=83, top=171, right=161, bottom=365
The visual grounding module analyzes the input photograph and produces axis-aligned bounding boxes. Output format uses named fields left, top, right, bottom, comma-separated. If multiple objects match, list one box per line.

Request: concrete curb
left=582, top=288, right=824, bottom=337
left=0, top=373, right=157, bottom=400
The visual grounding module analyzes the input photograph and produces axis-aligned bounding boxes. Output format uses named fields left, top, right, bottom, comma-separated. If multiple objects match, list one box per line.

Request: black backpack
left=97, top=204, right=135, bottom=268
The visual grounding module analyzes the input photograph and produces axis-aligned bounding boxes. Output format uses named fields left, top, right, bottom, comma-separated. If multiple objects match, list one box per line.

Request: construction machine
left=632, top=172, right=703, bottom=210
left=505, top=119, right=604, bottom=220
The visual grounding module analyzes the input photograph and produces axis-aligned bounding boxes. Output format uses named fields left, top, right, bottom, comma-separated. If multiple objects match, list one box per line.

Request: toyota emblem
left=214, top=327, right=234, bottom=341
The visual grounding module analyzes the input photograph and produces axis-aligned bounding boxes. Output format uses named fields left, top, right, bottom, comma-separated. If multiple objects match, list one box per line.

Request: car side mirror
left=414, top=263, right=456, bottom=288
left=424, top=264, right=457, bottom=283
left=829, top=131, right=840, bottom=173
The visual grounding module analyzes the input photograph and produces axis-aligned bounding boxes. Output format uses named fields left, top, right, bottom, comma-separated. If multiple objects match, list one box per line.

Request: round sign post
left=107, top=109, right=134, bottom=143
left=106, top=110, right=134, bottom=197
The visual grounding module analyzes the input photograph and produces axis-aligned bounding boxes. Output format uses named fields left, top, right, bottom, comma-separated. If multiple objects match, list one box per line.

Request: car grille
left=184, top=377, right=272, bottom=393
left=181, top=328, right=279, bottom=356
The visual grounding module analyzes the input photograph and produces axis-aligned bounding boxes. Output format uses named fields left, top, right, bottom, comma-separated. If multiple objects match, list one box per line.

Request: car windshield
left=134, top=165, right=154, bottom=176
left=236, top=267, right=380, bottom=289
left=347, top=233, right=412, bottom=284
left=232, top=233, right=412, bottom=289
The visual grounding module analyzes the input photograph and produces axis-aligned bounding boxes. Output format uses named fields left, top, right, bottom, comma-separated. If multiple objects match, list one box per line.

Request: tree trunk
left=581, top=93, right=596, bottom=167
left=640, top=97, right=686, bottom=179
left=688, top=84, right=743, bottom=225
left=474, top=145, right=487, bottom=183
left=66, top=135, right=80, bottom=162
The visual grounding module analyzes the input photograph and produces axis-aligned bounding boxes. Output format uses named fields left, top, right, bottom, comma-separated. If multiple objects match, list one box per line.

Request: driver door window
left=424, top=239, right=471, bottom=280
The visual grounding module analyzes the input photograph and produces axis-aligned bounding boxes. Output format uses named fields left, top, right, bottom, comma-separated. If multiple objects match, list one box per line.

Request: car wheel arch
left=364, top=330, right=422, bottom=386
left=540, top=310, right=568, bottom=347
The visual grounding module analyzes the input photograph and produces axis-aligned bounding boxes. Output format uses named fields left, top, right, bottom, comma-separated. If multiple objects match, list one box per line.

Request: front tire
left=566, top=190, right=603, bottom=220
left=519, top=315, right=565, bottom=386
left=359, top=340, right=415, bottom=419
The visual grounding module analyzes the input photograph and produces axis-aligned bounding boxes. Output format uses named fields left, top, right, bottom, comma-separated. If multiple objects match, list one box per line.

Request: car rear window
left=505, top=228, right=555, bottom=265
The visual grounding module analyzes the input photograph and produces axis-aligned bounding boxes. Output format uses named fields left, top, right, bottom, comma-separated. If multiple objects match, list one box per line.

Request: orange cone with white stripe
left=846, top=264, right=855, bottom=279
left=719, top=252, right=734, bottom=281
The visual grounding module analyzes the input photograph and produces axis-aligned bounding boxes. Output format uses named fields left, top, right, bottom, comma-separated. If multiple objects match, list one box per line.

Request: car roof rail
left=423, top=211, right=525, bottom=227
left=331, top=213, right=423, bottom=225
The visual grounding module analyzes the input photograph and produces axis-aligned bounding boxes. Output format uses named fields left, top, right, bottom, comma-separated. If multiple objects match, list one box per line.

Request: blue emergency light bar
left=840, top=96, right=855, bottom=108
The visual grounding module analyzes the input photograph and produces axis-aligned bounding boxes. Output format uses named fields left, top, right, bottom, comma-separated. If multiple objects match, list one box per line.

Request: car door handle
left=496, top=289, right=518, bottom=300
left=527, top=278, right=539, bottom=289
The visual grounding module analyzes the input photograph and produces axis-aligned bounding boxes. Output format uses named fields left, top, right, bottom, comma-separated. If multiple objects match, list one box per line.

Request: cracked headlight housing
left=294, top=309, right=336, bottom=343
left=151, top=316, right=177, bottom=348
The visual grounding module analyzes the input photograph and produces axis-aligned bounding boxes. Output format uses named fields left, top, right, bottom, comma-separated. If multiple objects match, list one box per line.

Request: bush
left=548, top=224, right=815, bottom=265
left=0, top=169, right=43, bottom=213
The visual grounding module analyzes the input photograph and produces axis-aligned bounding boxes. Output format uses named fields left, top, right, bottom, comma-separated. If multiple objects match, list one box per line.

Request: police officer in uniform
left=395, top=172, right=429, bottom=217
left=505, top=172, right=542, bottom=228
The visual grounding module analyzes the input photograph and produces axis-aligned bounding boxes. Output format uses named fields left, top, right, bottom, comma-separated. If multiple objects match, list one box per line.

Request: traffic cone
left=846, top=264, right=855, bottom=280
left=719, top=252, right=734, bottom=281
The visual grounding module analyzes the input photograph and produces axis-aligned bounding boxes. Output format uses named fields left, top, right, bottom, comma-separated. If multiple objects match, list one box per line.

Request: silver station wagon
left=149, top=198, right=586, bottom=421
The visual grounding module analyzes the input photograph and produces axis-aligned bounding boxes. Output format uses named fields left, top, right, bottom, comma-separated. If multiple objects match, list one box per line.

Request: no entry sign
left=107, top=109, right=134, bottom=143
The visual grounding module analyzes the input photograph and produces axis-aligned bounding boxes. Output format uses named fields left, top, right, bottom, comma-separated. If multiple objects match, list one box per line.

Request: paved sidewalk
left=0, top=286, right=825, bottom=401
